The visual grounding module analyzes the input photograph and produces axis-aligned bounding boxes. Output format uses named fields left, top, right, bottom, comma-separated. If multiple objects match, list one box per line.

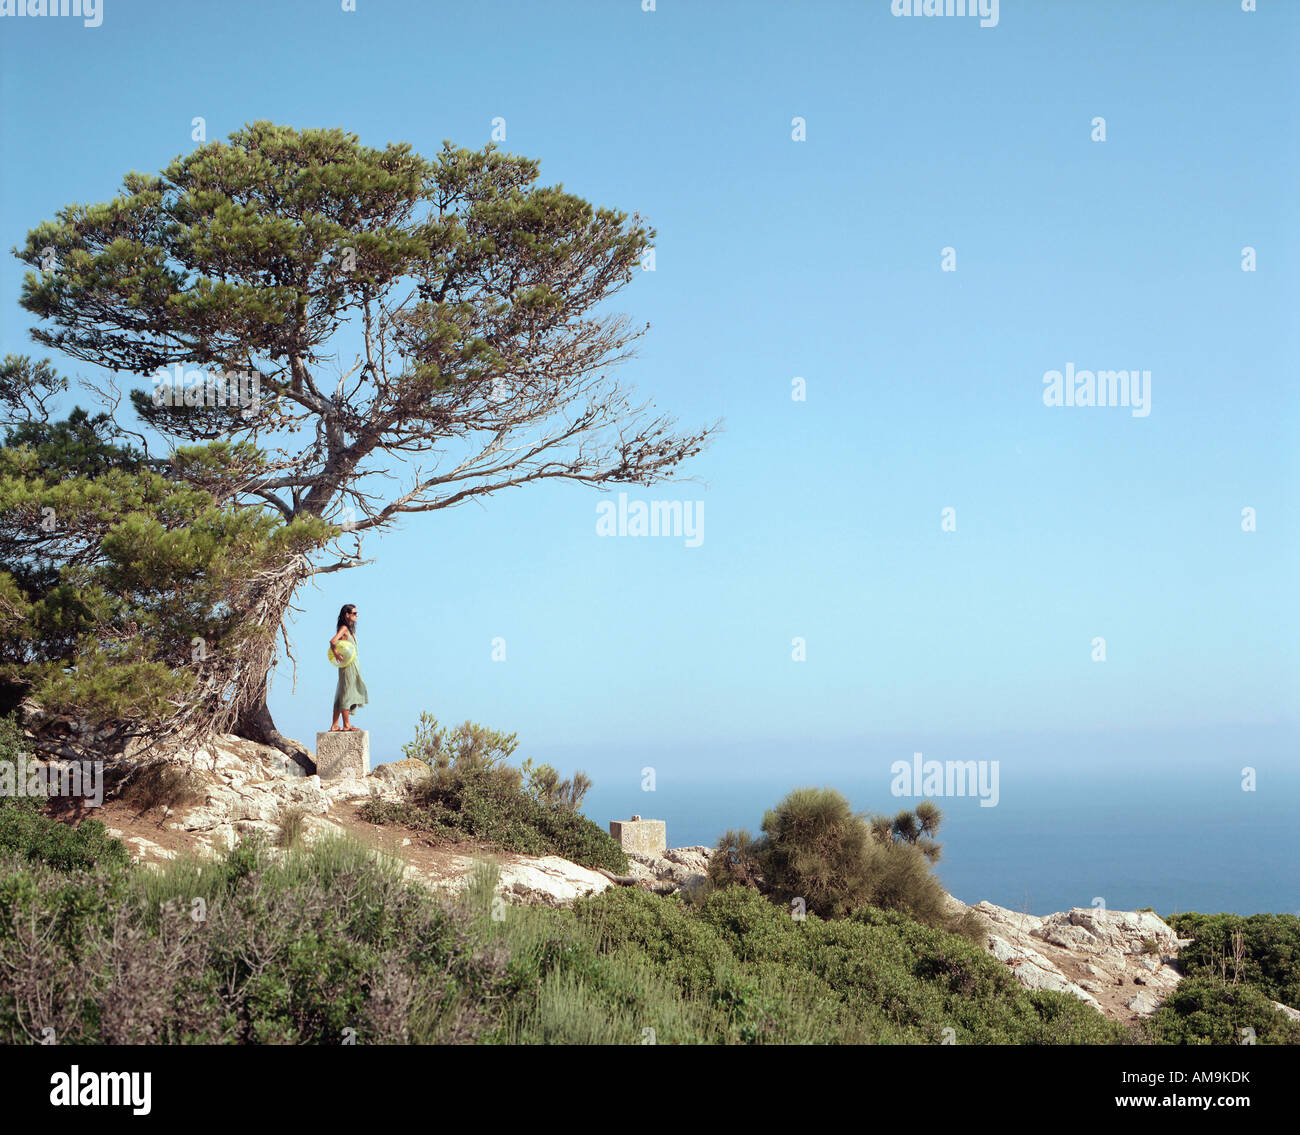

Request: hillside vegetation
left=2, top=715, right=1297, bottom=1045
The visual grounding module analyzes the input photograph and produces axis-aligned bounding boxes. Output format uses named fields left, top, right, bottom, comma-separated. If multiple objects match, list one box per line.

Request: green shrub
left=0, top=713, right=130, bottom=874
left=0, top=834, right=513, bottom=1045
left=574, top=887, right=732, bottom=998
left=519, top=759, right=592, bottom=812
left=706, top=786, right=977, bottom=938
left=401, top=712, right=593, bottom=810
left=872, top=799, right=943, bottom=864
left=0, top=804, right=129, bottom=874
left=360, top=766, right=627, bottom=874
left=754, top=786, right=877, bottom=919
left=404, top=713, right=520, bottom=778
left=567, top=884, right=1126, bottom=1045
left=1165, top=912, right=1300, bottom=1007
left=707, top=828, right=764, bottom=890
left=1142, top=976, right=1300, bottom=1045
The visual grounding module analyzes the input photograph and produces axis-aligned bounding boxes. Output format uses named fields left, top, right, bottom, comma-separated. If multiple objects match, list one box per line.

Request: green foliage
left=0, top=834, right=510, bottom=1044
left=0, top=713, right=130, bottom=873
left=403, top=712, right=520, bottom=777
left=707, top=828, right=764, bottom=890
left=464, top=856, right=501, bottom=915
left=400, top=715, right=592, bottom=814
left=1141, top=976, right=1300, bottom=1046
left=15, top=121, right=657, bottom=407
left=360, top=766, right=627, bottom=875
left=875, top=800, right=944, bottom=864
left=1, top=776, right=1286, bottom=1047
left=368, top=713, right=614, bottom=868
left=0, top=803, right=130, bottom=876
left=574, top=885, right=732, bottom=998
left=519, top=758, right=592, bottom=813
left=707, top=786, right=971, bottom=936
left=755, top=786, right=876, bottom=919
left=0, top=397, right=336, bottom=736
left=559, top=885, right=1127, bottom=1044
left=1165, top=912, right=1300, bottom=1007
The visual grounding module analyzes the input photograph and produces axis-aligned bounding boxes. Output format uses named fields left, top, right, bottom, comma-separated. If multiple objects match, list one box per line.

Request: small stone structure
left=314, top=731, right=370, bottom=779
left=609, top=815, right=666, bottom=856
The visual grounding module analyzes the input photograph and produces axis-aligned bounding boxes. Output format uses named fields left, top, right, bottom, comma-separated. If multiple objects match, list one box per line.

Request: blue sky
left=2, top=1, right=1296, bottom=829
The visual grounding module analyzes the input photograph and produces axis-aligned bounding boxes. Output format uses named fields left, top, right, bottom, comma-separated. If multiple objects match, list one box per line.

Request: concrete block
left=314, top=731, right=370, bottom=780
left=609, top=815, right=666, bottom=856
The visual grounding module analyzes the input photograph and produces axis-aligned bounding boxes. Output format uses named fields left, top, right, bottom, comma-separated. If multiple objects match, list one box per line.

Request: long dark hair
left=336, top=604, right=357, bottom=633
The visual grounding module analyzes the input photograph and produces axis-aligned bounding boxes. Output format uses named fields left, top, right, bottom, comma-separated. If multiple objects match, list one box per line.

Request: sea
left=562, top=731, right=1300, bottom=918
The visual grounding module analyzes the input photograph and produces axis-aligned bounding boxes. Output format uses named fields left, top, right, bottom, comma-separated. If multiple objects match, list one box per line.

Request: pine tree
left=12, top=122, right=716, bottom=760
left=0, top=355, right=331, bottom=760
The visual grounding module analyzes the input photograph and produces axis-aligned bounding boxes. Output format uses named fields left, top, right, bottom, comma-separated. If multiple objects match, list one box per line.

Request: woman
left=329, top=603, right=368, bottom=732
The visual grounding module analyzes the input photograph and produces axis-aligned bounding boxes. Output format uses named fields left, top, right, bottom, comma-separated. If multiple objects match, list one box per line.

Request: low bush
left=360, top=766, right=626, bottom=874
left=0, top=833, right=513, bottom=1044
left=564, top=886, right=1128, bottom=1044
left=275, top=806, right=308, bottom=850
left=1141, top=976, right=1300, bottom=1045
left=0, top=712, right=132, bottom=873
left=1165, top=912, right=1300, bottom=1008
left=0, top=799, right=130, bottom=874
left=115, top=759, right=204, bottom=816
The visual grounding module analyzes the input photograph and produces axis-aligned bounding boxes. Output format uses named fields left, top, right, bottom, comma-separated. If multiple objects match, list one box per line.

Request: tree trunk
left=224, top=561, right=317, bottom=773
left=234, top=692, right=315, bottom=774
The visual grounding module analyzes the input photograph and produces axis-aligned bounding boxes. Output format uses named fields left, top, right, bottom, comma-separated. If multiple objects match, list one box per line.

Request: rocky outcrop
left=1273, top=1001, right=1300, bottom=1024
left=945, top=894, right=1189, bottom=1019
left=154, top=734, right=408, bottom=851
left=624, top=845, right=712, bottom=895
left=110, top=735, right=707, bottom=910
left=419, top=854, right=615, bottom=907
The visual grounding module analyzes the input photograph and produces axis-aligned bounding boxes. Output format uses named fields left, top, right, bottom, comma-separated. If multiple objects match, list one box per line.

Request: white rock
left=177, top=807, right=227, bottom=832
left=204, top=787, right=241, bottom=811
left=1126, top=989, right=1162, bottom=1014
left=322, top=776, right=376, bottom=801
left=495, top=856, right=612, bottom=907
left=124, top=836, right=177, bottom=861
left=984, top=931, right=1102, bottom=1008
left=277, top=776, right=330, bottom=814
left=952, top=895, right=1184, bottom=1018
left=210, top=823, right=237, bottom=850
left=371, top=759, right=431, bottom=796
left=234, top=792, right=280, bottom=823
left=420, top=854, right=613, bottom=908
left=1273, top=1001, right=1300, bottom=1023
left=301, top=815, right=346, bottom=842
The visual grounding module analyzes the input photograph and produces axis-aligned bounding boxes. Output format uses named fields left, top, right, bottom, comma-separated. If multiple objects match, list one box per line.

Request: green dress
left=333, top=632, right=369, bottom=715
